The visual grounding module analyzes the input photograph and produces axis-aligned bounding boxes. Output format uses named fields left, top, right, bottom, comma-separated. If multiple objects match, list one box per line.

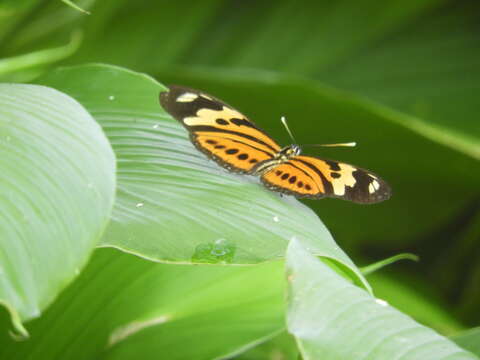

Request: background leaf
left=0, top=248, right=285, bottom=360
left=0, top=84, right=115, bottom=334
left=451, top=328, right=480, bottom=356
left=286, top=238, right=478, bottom=360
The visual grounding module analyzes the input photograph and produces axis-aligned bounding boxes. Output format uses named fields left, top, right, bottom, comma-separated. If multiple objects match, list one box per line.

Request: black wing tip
left=351, top=178, right=392, bottom=204
left=159, top=84, right=188, bottom=104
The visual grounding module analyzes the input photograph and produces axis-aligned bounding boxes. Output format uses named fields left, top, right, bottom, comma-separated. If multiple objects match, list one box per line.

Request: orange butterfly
left=160, top=86, right=391, bottom=204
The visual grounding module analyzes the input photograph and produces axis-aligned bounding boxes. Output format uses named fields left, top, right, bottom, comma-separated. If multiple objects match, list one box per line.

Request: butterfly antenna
left=280, top=116, right=298, bottom=144
left=303, top=142, right=357, bottom=148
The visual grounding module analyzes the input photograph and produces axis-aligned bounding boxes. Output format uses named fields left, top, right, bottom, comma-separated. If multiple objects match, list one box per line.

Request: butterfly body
left=160, top=86, right=391, bottom=204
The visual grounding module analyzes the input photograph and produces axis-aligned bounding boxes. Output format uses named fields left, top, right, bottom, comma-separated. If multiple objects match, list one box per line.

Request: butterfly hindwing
left=261, top=156, right=391, bottom=203
left=160, top=86, right=280, bottom=173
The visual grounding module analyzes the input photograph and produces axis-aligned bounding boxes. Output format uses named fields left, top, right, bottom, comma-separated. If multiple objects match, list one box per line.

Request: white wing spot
left=176, top=92, right=198, bottom=102
left=332, top=164, right=356, bottom=196
left=368, top=183, right=375, bottom=194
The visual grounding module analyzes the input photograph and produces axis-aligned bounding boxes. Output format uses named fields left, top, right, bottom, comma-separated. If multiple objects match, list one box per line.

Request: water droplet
left=136, top=202, right=144, bottom=208
left=273, top=215, right=279, bottom=222
left=153, top=124, right=160, bottom=129
left=191, top=238, right=236, bottom=264
left=108, top=95, right=115, bottom=100
left=375, top=298, right=388, bottom=307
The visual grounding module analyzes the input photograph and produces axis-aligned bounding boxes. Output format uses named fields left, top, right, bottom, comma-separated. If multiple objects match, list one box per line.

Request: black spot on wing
left=231, top=117, right=258, bottom=129
left=216, top=118, right=229, bottom=125
left=325, top=160, right=341, bottom=171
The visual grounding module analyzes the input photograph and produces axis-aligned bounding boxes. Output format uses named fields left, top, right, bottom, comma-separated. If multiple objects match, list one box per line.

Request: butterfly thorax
left=252, top=144, right=302, bottom=175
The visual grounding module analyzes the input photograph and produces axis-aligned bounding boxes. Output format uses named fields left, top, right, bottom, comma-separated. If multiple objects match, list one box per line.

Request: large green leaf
left=234, top=331, right=299, bottom=360
left=366, top=270, right=464, bottom=334
left=0, top=248, right=285, bottom=360
left=35, top=64, right=368, bottom=289
left=286, top=238, right=478, bottom=359
left=452, top=328, right=480, bottom=356
left=0, top=84, right=115, bottom=335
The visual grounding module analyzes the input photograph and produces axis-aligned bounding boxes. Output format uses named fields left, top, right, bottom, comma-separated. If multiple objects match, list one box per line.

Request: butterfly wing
left=261, top=155, right=391, bottom=204
left=160, top=85, right=281, bottom=173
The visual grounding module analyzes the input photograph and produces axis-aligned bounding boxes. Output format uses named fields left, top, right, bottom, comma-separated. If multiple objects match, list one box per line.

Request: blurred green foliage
left=0, top=0, right=479, bottom=358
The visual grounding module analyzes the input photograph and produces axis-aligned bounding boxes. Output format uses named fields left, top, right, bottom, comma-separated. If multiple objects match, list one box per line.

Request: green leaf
left=0, top=248, right=285, bottom=360
left=0, top=84, right=115, bottom=335
left=286, top=238, right=478, bottom=360
left=0, top=30, right=82, bottom=80
left=234, top=331, right=299, bottom=360
left=451, top=328, right=480, bottom=356
left=361, top=253, right=419, bottom=275
left=35, top=64, right=369, bottom=290
left=366, top=271, right=465, bottom=334
left=61, top=0, right=91, bottom=15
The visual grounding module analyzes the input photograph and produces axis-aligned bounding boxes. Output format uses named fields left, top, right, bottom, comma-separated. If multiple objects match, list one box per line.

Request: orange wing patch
left=194, top=135, right=273, bottom=173
left=261, top=162, right=322, bottom=198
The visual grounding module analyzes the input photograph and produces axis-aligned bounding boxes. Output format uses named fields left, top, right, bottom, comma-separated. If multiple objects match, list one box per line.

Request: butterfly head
left=278, top=144, right=302, bottom=159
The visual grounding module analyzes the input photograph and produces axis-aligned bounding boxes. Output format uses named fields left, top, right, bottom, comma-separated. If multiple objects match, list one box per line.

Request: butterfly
left=159, top=85, right=391, bottom=204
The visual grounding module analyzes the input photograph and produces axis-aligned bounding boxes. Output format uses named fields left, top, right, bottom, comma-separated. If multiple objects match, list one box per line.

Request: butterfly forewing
left=160, top=86, right=280, bottom=173
left=261, top=156, right=390, bottom=203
